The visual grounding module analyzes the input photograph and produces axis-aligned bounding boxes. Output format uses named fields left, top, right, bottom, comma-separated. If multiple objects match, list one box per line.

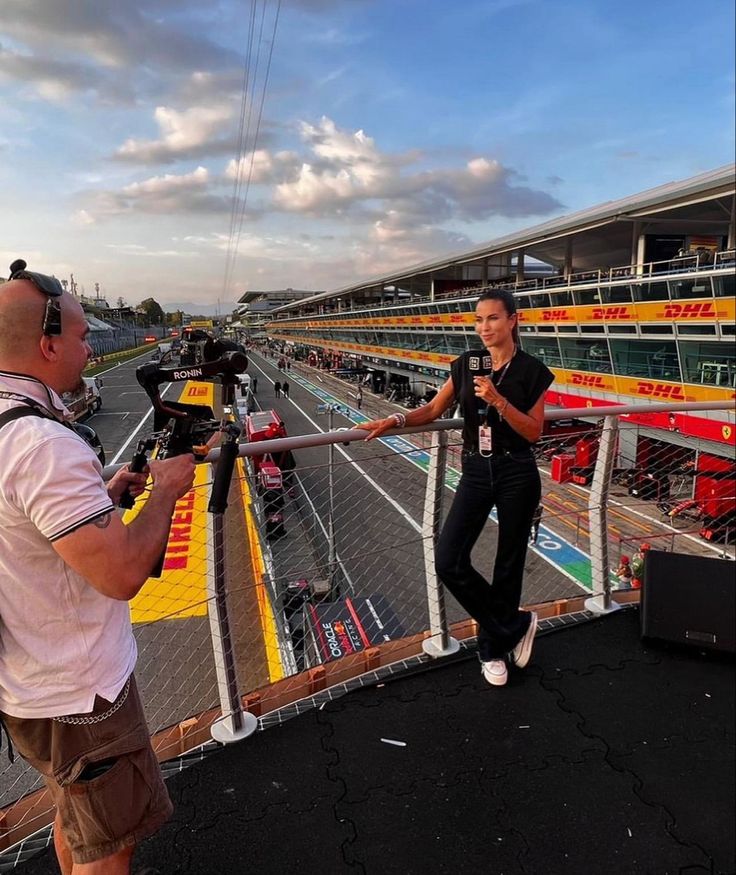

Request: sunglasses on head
left=8, top=259, right=63, bottom=336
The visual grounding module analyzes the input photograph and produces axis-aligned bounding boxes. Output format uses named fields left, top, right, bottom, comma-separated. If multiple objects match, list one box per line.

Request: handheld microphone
left=468, top=352, right=493, bottom=414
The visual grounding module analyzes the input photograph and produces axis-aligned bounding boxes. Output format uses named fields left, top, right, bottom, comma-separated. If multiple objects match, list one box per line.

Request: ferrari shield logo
left=723, top=425, right=732, bottom=440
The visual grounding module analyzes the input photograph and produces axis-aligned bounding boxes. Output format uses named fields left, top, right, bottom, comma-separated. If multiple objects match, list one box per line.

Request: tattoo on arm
left=93, top=513, right=112, bottom=529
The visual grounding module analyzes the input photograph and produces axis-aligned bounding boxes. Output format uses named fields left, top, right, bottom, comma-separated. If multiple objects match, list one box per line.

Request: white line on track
left=110, top=382, right=173, bottom=464
left=562, top=475, right=732, bottom=558
left=250, top=360, right=422, bottom=533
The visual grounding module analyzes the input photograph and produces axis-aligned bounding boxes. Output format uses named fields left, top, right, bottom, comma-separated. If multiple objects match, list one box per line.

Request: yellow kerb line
left=236, top=456, right=285, bottom=682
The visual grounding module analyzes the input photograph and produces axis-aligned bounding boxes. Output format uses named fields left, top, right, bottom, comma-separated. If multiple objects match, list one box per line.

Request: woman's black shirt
left=450, top=349, right=554, bottom=453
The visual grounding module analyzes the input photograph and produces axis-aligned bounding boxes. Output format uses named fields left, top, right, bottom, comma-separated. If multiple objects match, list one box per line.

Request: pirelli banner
left=126, top=380, right=214, bottom=624
left=268, top=297, right=734, bottom=333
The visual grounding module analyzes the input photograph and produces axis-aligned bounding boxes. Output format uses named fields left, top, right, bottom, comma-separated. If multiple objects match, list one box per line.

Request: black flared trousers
left=435, top=450, right=541, bottom=660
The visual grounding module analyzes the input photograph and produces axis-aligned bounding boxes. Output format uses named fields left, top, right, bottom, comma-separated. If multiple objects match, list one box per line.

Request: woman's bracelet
left=496, top=399, right=509, bottom=420
left=390, top=412, right=407, bottom=428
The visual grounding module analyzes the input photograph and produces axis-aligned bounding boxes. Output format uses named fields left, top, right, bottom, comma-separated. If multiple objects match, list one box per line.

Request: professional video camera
left=179, top=328, right=246, bottom=366
left=120, top=346, right=248, bottom=576
left=120, top=347, right=247, bottom=503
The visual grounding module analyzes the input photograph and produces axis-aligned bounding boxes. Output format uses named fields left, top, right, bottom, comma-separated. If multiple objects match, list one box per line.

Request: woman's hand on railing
left=356, top=417, right=400, bottom=441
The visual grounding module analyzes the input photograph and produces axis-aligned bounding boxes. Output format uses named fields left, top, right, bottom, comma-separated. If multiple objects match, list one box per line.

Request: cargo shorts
left=1, top=675, right=172, bottom=865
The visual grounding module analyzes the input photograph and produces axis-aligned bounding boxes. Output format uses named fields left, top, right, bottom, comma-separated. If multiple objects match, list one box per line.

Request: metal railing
left=1, top=399, right=734, bottom=857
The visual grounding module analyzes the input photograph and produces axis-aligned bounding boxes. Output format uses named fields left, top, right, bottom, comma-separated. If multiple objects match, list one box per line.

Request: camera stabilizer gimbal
left=119, top=349, right=248, bottom=577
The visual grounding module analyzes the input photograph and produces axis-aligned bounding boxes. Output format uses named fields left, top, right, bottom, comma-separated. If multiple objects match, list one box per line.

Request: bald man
left=0, top=275, right=195, bottom=875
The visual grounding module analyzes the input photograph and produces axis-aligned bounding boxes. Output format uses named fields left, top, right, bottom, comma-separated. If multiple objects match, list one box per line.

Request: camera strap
left=0, top=406, right=46, bottom=431
left=0, top=393, right=71, bottom=433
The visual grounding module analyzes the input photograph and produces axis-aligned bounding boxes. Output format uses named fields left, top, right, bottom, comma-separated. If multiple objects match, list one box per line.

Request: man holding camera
left=0, top=267, right=195, bottom=874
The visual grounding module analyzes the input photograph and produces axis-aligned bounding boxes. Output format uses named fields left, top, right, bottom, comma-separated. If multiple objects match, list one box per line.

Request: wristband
left=497, top=399, right=509, bottom=420
left=390, top=412, right=406, bottom=428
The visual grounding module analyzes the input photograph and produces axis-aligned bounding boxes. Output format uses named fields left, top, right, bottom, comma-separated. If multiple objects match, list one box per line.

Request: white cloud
left=0, top=45, right=134, bottom=103
left=272, top=116, right=561, bottom=221
left=115, top=104, right=236, bottom=163
left=79, top=166, right=232, bottom=218
left=72, top=209, right=96, bottom=226
left=224, top=150, right=299, bottom=185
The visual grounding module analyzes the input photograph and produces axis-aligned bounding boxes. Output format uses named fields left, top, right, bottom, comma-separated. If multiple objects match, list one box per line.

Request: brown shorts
left=1, top=675, right=172, bottom=865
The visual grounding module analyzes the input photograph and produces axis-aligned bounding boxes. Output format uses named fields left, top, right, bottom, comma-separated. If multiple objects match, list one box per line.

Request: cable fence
left=1, top=398, right=734, bottom=855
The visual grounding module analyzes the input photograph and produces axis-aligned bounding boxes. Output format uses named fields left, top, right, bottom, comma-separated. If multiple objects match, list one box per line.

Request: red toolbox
left=551, top=453, right=575, bottom=483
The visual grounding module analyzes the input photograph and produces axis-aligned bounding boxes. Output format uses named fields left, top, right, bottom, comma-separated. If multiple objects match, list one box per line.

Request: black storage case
left=641, top=550, right=735, bottom=653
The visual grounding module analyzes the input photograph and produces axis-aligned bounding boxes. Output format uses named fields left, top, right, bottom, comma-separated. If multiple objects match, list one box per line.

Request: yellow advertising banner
left=271, top=334, right=455, bottom=367
left=551, top=369, right=735, bottom=403
left=128, top=381, right=214, bottom=623
left=271, top=297, right=734, bottom=332
left=520, top=298, right=734, bottom=325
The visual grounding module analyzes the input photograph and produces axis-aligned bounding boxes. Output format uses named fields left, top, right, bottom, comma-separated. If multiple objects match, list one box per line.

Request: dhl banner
left=520, top=298, right=734, bottom=325
left=127, top=380, right=214, bottom=623
left=552, top=368, right=735, bottom=404
left=268, top=297, right=734, bottom=332
left=271, top=333, right=456, bottom=367
left=268, top=312, right=474, bottom=331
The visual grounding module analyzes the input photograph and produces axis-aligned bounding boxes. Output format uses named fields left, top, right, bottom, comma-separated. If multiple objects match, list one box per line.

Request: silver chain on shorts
left=52, top=678, right=131, bottom=725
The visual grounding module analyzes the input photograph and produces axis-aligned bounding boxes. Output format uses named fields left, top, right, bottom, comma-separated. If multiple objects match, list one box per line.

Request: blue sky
left=1, top=0, right=734, bottom=309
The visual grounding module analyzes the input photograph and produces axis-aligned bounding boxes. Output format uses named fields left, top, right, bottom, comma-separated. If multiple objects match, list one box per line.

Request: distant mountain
left=162, top=301, right=238, bottom=317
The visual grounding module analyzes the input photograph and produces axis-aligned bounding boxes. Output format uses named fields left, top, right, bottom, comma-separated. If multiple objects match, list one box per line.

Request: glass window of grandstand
left=529, top=292, right=551, bottom=308
left=520, top=337, right=562, bottom=367
left=713, top=272, right=735, bottom=297
left=447, top=334, right=471, bottom=354
left=572, top=286, right=601, bottom=305
left=609, top=340, right=680, bottom=381
left=676, top=324, right=717, bottom=336
left=669, top=275, right=713, bottom=299
left=559, top=338, right=611, bottom=372
left=600, top=283, right=634, bottom=304
left=680, top=341, right=736, bottom=387
left=547, top=287, right=574, bottom=306
left=632, top=280, right=669, bottom=302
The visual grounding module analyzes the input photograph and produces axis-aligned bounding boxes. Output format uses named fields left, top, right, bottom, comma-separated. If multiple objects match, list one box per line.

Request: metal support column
left=422, top=428, right=460, bottom=657
left=585, top=416, right=622, bottom=615
left=207, top=432, right=258, bottom=744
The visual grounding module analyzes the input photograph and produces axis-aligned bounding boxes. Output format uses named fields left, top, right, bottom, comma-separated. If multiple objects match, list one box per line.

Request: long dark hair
left=477, top=288, right=520, bottom=343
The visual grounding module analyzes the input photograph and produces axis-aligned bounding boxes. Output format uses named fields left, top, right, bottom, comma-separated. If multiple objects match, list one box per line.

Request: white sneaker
left=481, top=659, right=508, bottom=686
left=511, top=612, right=538, bottom=669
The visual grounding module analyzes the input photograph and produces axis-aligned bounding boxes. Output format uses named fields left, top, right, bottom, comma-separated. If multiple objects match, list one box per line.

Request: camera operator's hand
left=148, top=454, right=196, bottom=500
left=107, top=464, right=148, bottom=506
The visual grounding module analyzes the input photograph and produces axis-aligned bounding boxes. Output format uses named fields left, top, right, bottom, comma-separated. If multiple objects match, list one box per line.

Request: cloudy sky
left=1, top=0, right=734, bottom=310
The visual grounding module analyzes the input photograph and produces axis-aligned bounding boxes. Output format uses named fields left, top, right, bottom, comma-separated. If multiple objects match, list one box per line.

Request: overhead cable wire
left=224, top=0, right=260, bottom=294
left=224, top=0, right=282, bottom=299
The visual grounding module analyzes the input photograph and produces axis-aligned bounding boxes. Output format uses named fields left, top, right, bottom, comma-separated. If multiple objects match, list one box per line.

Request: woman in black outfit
left=360, top=289, right=553, bottom=686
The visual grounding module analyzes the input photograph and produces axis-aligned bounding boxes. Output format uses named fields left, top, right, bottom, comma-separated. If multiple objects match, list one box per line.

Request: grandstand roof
left=273, top=163, right=735, bottom=311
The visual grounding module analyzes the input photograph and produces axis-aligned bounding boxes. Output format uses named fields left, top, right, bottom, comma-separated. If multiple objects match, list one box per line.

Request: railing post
left=421, top=428, right=460, bottom=657
left=585, top=416, right=622, bottom=615
left=206, top=454, right=258, bottom=744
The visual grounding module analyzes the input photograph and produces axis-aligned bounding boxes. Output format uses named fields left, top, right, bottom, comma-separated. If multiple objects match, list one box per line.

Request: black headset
left=8, top=259, right=63, bottom=335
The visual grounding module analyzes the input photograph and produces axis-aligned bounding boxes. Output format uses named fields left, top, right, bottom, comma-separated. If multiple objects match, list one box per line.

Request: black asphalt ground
left=14, top=606, right=735, bottom=874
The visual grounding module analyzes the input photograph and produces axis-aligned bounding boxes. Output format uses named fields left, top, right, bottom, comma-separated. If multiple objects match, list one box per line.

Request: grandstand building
left=267, top=167, right=734, bottom=432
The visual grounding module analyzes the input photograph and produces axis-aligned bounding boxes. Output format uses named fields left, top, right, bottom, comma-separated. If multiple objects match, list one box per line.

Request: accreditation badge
left=478, top=425, right=493, bottom=457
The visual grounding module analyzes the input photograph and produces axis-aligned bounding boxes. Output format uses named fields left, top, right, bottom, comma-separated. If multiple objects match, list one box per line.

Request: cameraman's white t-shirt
left=0, top=372, right=137, bottom=718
